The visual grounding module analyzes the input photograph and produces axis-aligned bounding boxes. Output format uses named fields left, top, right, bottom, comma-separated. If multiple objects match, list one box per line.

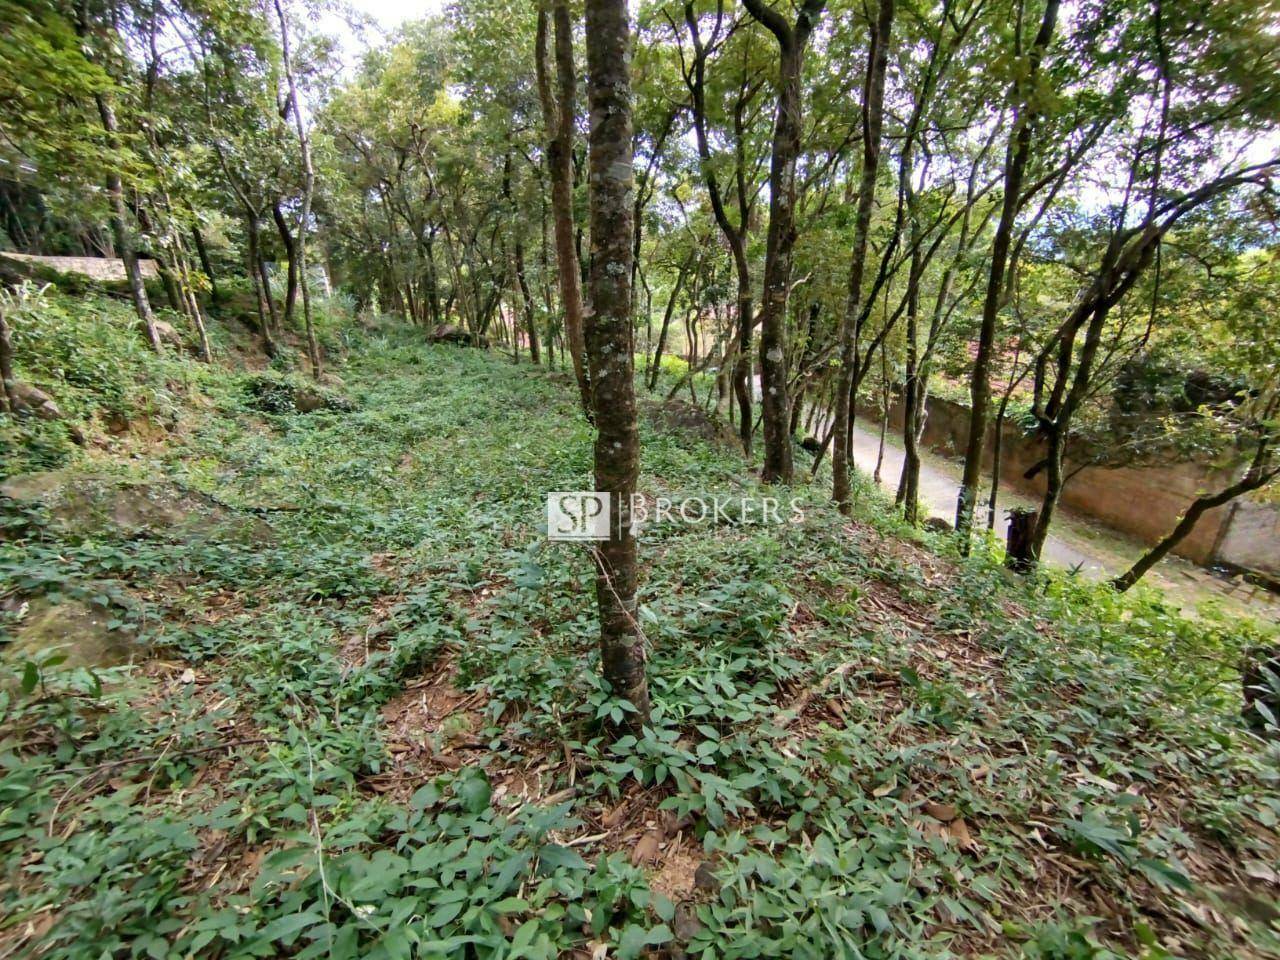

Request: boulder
left=428, top=324, right=484, bottom=347
left=11, top=382, right=64, bottom=421
left=2, top=591, right=141, bottom=670
left=0, top=471, right=273, bottom=544
left=151, top=319, right=184, bottom=350
left=923, top=516, right=953, bottom=535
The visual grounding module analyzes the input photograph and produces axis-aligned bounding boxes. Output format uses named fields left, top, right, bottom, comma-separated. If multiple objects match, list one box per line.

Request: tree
left=536, top=0, right=592, bottom=415
left=272, top=0, right=322, bottom=379
left=831, top=0, right=894, bottom=513
left=584, top=0, right=650, bottom=731
left=741, top=0, right=826, bottom=485
left=954, top=0, right=1059, bottom=544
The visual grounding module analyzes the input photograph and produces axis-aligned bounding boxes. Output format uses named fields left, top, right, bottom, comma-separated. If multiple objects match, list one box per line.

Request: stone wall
left=861, top=393, right=1277, bottom=573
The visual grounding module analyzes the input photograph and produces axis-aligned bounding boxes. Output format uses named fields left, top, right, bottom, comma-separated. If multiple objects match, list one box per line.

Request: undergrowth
left=0, top=299, right=1277, bottom=959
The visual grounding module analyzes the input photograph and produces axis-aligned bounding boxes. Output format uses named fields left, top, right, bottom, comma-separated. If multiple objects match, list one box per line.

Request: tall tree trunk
left=647, top=251, right=692, bottom=391
left=831, top=0, right=892, bottom=509
left=246, top=216, right=278, bottom=356
left=271, top=200, right=299, bottom=328
left=95, top=93, right=161, bottom=351
left=584, top=0, right=649, bottom=732
left=273, top=0, right=322, bottom=379
left=743, top=0, right=827, bottom=484
left=537, top=1, right=592, bottom=414
left=683, top=1, right=755, bottom=454
left=191, top=222, right=219, bottom=302
left=955, top=0, right=1060, bottom=543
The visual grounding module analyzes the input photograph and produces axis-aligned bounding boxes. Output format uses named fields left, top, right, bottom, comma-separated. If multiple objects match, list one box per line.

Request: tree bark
left=584, top=0, right=650, bottom=732
left=742, top=0, right=827, bottom=484
left=191, top=222, right=218, bottom=302
left=537, top=1, right=592, bottom=415
left=683, top=2, right=755, bottom=454
left=245, top=215, right=278, bottom=356
left=955, top=0, right=1060, bottom=543
left=831, top=0, right=892, bottom=509
left=273, top=0, right=322, bottom=379
left=271, top=199, right=299, bottom=328
left=95, top=92, right=161, bottom=352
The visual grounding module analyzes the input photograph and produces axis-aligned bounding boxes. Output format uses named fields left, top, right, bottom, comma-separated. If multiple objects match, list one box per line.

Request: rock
left=672, top=901, right=704, bottom=941
left=692, top=860, right=720, bottom=894
left=2, top=590, right=140, bottom=669
left=0, top=471, right=272, bottom=544
left=923, top=516, right=953, bottom=535
left=427, top=324, right=485, bottom=347
left=800, top=436, right=822, bottom=455
left=293, top=386, right=328, bottom=414
left=151, top=320, right=184, bottom=350
left=11, top=382, right=64, bottom=421
left=650, top=399, right=740, bottom=450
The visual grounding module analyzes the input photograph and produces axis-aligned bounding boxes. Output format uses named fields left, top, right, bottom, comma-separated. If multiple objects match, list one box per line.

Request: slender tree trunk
left=94, top=92, right=161, bottom=351
left=648, top=252, right=691, bottom=391
left=192, top=222, right=218, bottom=302
left=744, top=0, right=827, bottom=483
left=272, top=200, right=299, bottom=328
left=955, top=0, right=1060, bottom=543
left=584, top=0, right=649, bottom=732
left=246, top=216, right=278, bottom=356
left=832, top=0, right=893, bottom=509
left=874, top=339, right=890, bottom=484
left=274, top=0, right=322, bottom=379
left=0, top=303, right=17, bottom=413
left=537, top=1, right=592, bottom=414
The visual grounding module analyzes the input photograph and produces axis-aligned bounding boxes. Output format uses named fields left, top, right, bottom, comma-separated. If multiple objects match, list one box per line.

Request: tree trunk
left=537, top=1, right=592, bottom=415
left=94, top=92, right=161, bottom=352
left=192, top=222, right=219, bottom=302
left=647, top=252, right=691, bottom=391
left=832, top=0, right=892, bottom=509
left=955, top=0, right=1060, bottom=543
left=246, top=216, right=278, bottom=356
left=584, top=0, right=649, bottom=732
left=743, top=0, right=826, bottom=484
left=1005, top=508, right=1038, bottom=573
left=273, top=0, right=322, bottom=379
left=0, top=302, right=17, bottom=413
left=271, top=200, right=299, bottom=328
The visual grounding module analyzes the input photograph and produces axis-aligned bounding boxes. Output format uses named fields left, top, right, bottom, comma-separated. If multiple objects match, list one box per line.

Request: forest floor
left=2, top=303, right=1279, bottom=960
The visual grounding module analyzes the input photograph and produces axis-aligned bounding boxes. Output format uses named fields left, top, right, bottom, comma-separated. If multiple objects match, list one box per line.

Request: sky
left=344, top=0, right=445, bottom=31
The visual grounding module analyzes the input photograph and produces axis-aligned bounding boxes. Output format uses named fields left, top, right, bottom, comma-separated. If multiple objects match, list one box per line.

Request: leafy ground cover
left=1, top=299, right=1278, bottom=959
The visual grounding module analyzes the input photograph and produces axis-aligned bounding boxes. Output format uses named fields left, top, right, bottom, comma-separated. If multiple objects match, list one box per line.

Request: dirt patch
left=645, top=398, right=740, bottom=450
left=364, top=653, right=490, bottom=798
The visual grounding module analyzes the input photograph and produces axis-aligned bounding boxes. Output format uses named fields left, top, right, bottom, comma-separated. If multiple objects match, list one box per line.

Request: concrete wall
left=862, top=393, right=1275, bottom=572
left=1217, top=500, right=1280, bottom=579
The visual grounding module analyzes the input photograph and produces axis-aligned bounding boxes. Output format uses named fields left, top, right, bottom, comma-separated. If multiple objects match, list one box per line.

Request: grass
left=0, top=293, right=1278, bottom=959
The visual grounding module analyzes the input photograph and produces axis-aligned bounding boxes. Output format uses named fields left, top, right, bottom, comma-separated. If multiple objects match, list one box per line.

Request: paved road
left=847, top=420, right=1278, bottom=619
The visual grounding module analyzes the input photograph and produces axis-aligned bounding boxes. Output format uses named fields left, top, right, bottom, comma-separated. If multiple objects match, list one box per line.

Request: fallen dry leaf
left=946, top=817, right=978, bottom=852
left=630, top=829, right=662, bottom=866
left=923, top=801, right=958, bottom=822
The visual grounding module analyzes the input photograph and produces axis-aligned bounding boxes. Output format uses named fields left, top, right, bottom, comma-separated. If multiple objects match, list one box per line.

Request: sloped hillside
left=1, top=295, right=1278, bottom=960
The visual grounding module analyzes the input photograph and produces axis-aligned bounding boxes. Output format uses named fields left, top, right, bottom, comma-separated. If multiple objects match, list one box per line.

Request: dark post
left=1005, top=508, right=1038, bottom=573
